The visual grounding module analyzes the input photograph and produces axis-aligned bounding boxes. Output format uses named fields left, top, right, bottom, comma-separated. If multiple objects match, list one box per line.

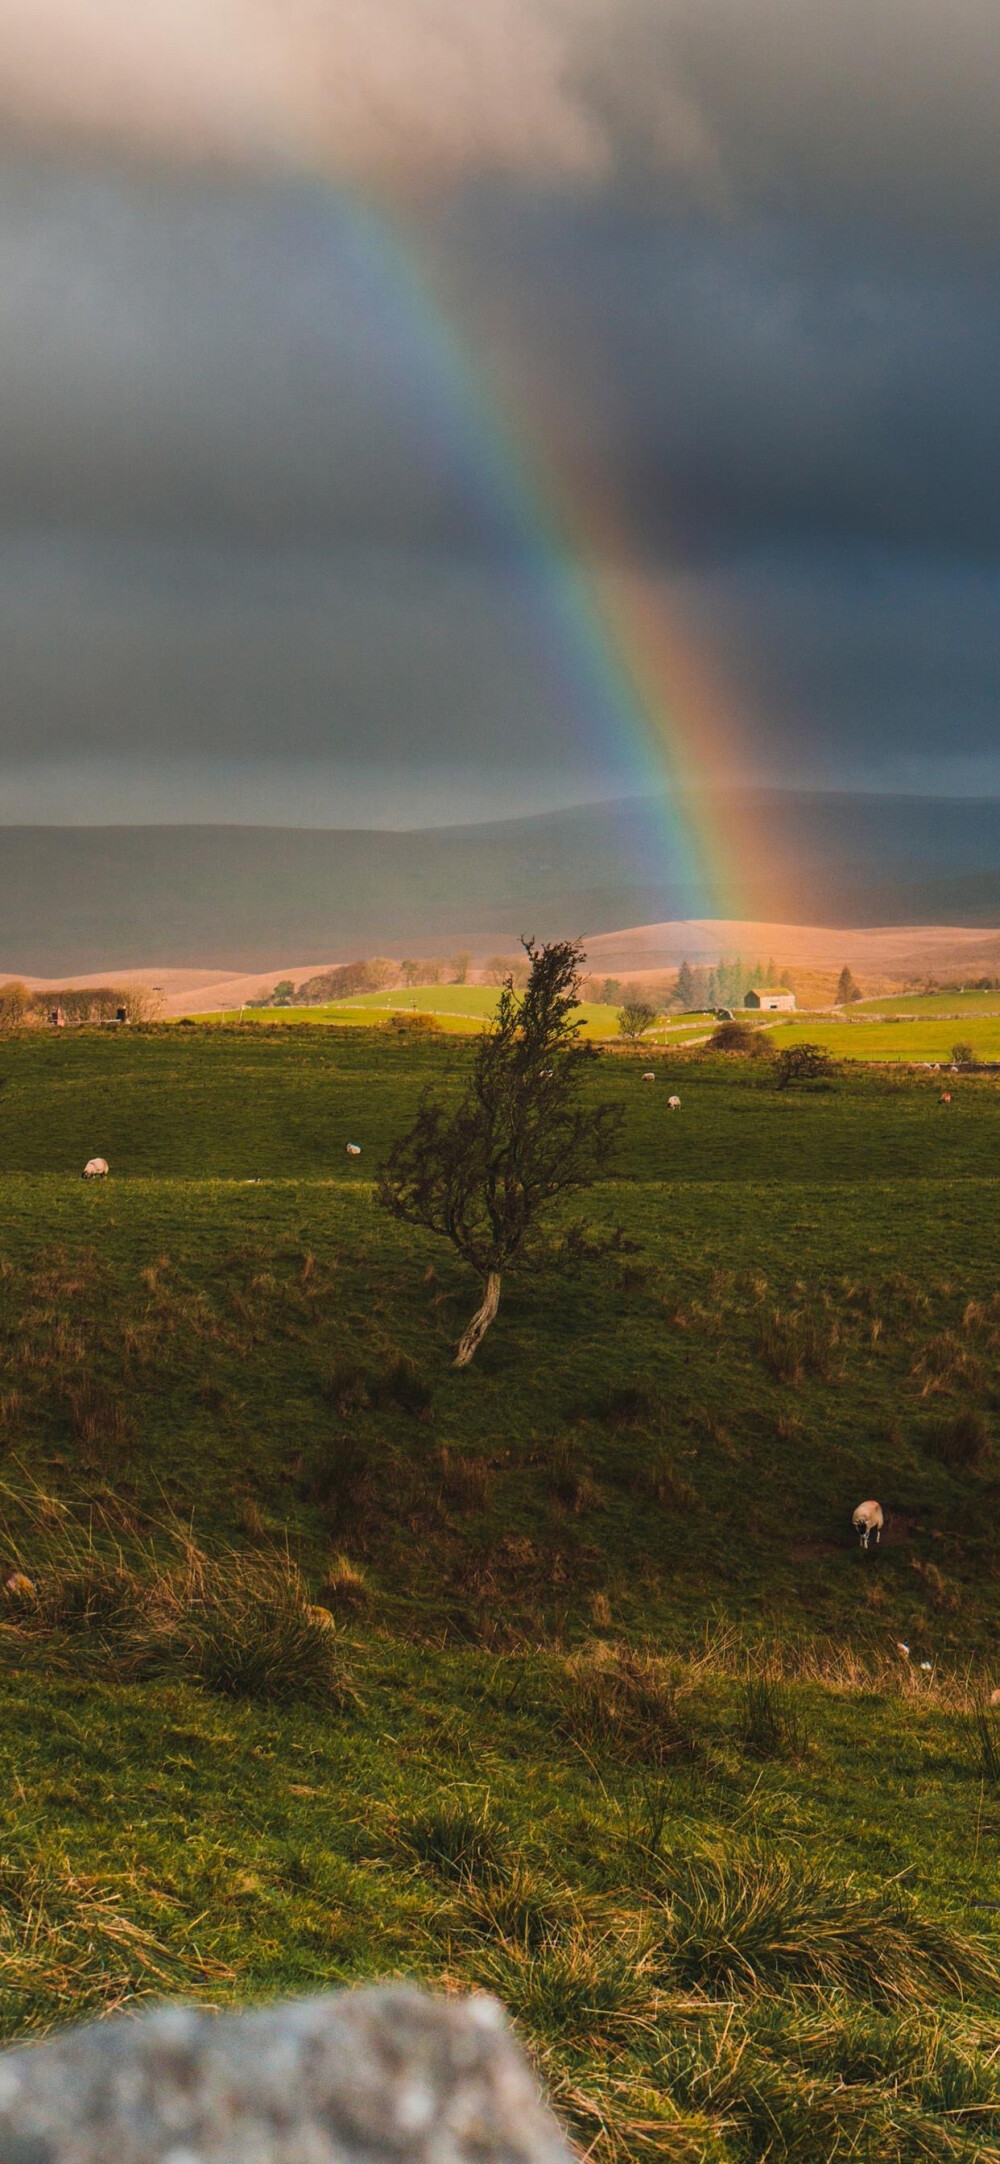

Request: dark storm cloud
left=0, top=0, right=997, bottom=816
left=439, top=202, right=1000, bottom=566
left=0, top=167, right=489, bottom=551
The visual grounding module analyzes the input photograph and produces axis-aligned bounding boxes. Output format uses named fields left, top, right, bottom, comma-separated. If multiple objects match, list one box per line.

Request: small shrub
left=474, top=1923, right=657, bottom=2045
left=951, top=1041, right=975, bottom=1066
left=434, top=1446, right=492, bottom=1513
left=708, top=1021, right=773, bottom=1058
left=387, top=1011, right=441, bottom=1032
left=646, top=1450, right=698, bottom=1509
left=737, top=1667, right=809, bottom=1761
left=457, top=1863, right=565, bottom=1951
left=303, top=1435, right=373, bottom=1527
left=547, top=1439, right=600, bottom=1514
left=774, top=1043, right=837, bottom=1089
left=59, top=1378, right=135, bottom=1455
left=34, top=1560, right=148, bottom=1647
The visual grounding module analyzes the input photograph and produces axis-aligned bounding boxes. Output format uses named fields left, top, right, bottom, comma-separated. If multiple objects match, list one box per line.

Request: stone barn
left=745, top=987, right=796, bottom=1012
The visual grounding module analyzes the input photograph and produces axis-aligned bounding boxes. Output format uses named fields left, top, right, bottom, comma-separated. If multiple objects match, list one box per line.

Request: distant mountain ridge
left=1, top=790, right=1000, bottom=973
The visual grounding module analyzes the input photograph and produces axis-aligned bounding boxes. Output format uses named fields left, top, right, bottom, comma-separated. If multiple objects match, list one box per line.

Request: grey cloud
left=0, top=527, right=622, bottom=793
left=437, top=200, right=1000, bottom=566
left=0, top=0, right=997, bottom=247
left=579, top=0, right=1000, bottom=244
left=0, top=167, right=493, bottom=551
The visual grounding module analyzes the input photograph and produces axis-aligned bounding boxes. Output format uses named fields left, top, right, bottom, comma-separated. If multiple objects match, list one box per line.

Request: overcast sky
left=0, top=0, right=997, bottom=826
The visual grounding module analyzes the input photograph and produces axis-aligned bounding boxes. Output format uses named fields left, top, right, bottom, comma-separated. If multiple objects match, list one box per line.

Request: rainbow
left=332, top=190, right=760, bottom=920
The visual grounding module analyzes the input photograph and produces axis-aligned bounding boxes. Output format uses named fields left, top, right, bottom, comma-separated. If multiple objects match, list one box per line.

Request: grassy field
left=0, top=1024, right=996, bottom=2158
left=853, top=991, right=1000, bottom=1018
left=195, top=986, right=711, bottom=1044
left=775, top=1016, right=1000, bottom=1063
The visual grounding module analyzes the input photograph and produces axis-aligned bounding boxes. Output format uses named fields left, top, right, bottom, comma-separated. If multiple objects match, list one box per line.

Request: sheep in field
left=345, top=1143, right=361, bottom=1157
left=82, top=1157, right=109, bottom=1179
left=667, top=1094, right=681, bottom=1111
left=852, top=1499, right=883, bottom=1549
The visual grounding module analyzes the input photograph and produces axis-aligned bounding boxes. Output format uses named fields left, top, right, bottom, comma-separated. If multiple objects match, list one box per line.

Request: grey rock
left=0, top=1986, right=572, bottom=2163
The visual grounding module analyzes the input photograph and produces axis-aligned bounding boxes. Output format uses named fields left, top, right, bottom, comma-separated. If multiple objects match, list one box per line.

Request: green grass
left=0, top=1023, right=996, bottom=2158
left=773, top=1016, right=1000, bottom=1062
left=192, top=984, right=713, bottom=1043
left=853, top=990, right=1000, bottom=1018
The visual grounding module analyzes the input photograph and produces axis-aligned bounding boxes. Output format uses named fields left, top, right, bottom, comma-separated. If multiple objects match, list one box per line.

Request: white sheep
left=852, top=1499, right=883, bottom=1549
left=667, top=1094, right=681, bottom=1111
left=82, top=1157, right=108, bottom=1179
left=345, top=1143, right=361, bottom=1156
left=642, top=1071, right=656, bottom=1081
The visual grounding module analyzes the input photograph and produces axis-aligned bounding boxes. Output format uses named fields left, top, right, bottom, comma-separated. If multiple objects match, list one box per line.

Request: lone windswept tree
left=617, top=998, right=657, bottom=1046
left=378, top=939, right=624, bottom=1366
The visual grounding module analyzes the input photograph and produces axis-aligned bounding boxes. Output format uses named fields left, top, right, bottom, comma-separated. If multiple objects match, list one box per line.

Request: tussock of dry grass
left=0, top=1853, right=232, bottom=2033
left=557, top=1640, right=705, bottom=1766
left=652, top=1847, right=1000, bottom=2004
left=0, top=1480, right=356, bottom=1706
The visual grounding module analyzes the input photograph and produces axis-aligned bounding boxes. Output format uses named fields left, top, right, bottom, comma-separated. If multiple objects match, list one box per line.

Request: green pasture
left=193, top=984, right=714, bottom=1043
left=776, top=1015, right=1000, bottom=1062
left=853, top=988, right=1000, bottom=1018
left=0, top=1023, right=996, bottom=2156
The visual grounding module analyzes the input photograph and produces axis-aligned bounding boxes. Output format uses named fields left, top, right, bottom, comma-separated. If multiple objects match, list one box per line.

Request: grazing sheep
left=667, top=1094, right=681, bottom=1111
left=939, top=1092, right=952, bottom=1105
left=642, top=1071, right=656, bottom=1081
left=82, top=1157, right=108, bottom=1179
left=345, top=1143, right=361, bottom=1157
left=852, top=1499, right=884, bottom=1549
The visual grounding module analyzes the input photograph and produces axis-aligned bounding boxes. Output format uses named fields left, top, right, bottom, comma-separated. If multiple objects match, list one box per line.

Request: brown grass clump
left=0, top=1482, right=356, bottom=1707
left=160, top=1548, right=359, bottom=1707
left=314, top=1552, right=372, bottom=1616
left=757, top=1308, right=839, bottom=1386
left=434, top=1447, right=493, bottom=1514
left=0, top=1854, right=232, bottom=2033
left=557, top=1642, right=703, bottom=1766
left=653, top=1847, right=1000, bottom=2004
left=59, top=1376, right=135, bottom=1456
left=924, top=1409, right=992, bottom=1472
left=912, top=1332, right=986, bottom=1398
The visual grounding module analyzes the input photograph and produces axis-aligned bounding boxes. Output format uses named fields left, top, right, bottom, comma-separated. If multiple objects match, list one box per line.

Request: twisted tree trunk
left=453, top=1271, right=501, bottom=1367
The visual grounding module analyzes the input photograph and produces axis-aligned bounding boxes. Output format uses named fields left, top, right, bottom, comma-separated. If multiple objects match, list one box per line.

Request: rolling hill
left=2, top=788, right=1000, bottom=974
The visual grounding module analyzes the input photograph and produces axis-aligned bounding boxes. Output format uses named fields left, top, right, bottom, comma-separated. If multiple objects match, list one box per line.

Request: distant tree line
left=673, top=957, right=787, bottom=1012
left=250, top=951, right=510, bottom=1008
left=0, top=982, right=158, bottom=1027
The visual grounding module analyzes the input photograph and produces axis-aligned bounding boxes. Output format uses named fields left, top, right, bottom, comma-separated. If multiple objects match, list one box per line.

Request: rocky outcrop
left=0, top=1985, right=572, bottom=2163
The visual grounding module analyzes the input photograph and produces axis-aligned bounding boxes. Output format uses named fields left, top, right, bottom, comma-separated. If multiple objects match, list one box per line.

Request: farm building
left=745, top=987, right=796, bottom=1012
